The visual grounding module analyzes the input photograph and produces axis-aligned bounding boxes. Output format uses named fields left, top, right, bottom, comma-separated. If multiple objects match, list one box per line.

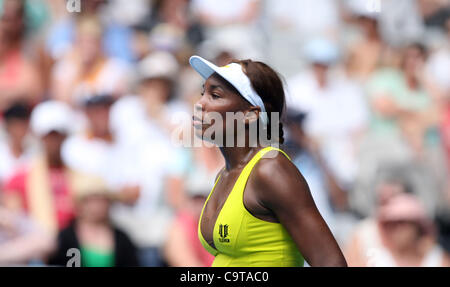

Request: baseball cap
left=189, top=55, right=268, bottom=125
left=30, top=100, right=74, bottom=137
left=83, top=94, right=116, bottom=107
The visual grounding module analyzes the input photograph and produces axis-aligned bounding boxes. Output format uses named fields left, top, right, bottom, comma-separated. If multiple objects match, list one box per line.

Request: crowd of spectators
left=0, top=0, right=449, bottom=267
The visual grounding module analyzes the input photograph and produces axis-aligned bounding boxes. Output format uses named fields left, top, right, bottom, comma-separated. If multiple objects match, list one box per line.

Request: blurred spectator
left=268, top=0, right=340, bottom=39
left=418, top=0, right=450, bottom=29
left=61, top=91, right=182, bottom=267
left=111, top=51, right=188, bottom=142
left=0, top=0, right=43, bottom=110
left=61, top=94, right=141, bottom=207
left=45, top=0, right=137, bottom=62
left=354, top=162, right=444, bottom=220
left=264, top=0, right=340, bottom=76
left=345, top=191, right=450, bottom=267
left=366, top=43, right=439, bottom=150
left=192, top=0, right=263, bottom=60
left=343, top=8, right=385, bottom=82
left=109, top=51, right=190, bottom=266
left=3, top=101, right=75, bottom=233
left=443, top=96, right=450, bottom=171
left=62, top=95, right=118, bottom=178
left=0, top=206, right=54, bottom=265
left=427, top=44, right=450, bottom=168
left=285, top=112, right=346, bottom=216
left=369, top=0, right=425, bottom=48
left=352, top=43, right=447, bottom=217
left=148, top=0, right=203, bottom=50
left=48, top=172, right=138, bottom=267
left=164, top=136, right=224, bottom=267
left=104, top=0, right=150, bottom=28
left=164, top=186, right=215, bottom=267
left=174, top=145, right=224, bottom=211
left=50, top=16, right=131, bottom=104
left=0, top=102, right=34, bottom=186
left=192, top=0, right=260, bottom=27
left=287, top=38, right=369, bottom=189
left=130, top=24, right=153, bottom=62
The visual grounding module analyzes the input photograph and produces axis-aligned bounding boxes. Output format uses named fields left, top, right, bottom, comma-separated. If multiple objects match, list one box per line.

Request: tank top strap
left=269, top=146, right=291, bottom=161
left=233, top=146, right=291, bottom=199
left=241, top=146, right=290, bottom=175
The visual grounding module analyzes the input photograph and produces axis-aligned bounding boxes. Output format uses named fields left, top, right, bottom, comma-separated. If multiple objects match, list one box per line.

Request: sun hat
left=70, top=171, right=111, bottom=202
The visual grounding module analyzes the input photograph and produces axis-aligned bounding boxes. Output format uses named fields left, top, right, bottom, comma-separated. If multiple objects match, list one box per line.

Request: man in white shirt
left=287, top=38, right=369, bottom=189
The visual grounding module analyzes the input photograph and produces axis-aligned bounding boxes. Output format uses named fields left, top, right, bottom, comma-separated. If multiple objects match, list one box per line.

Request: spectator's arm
left=0, top=230, right=55, bottom=265
left=0, top=209, right=56, bottom=265
left=371, top=94, right=414, bottom=119
left=344, top=231, right=366, bottom=267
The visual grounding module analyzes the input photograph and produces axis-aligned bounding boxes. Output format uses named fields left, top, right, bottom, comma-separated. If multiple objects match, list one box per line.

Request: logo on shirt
left=218, top=224, right=230, bottom=243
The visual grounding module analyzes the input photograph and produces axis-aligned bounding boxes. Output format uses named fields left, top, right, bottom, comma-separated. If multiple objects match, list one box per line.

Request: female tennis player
left=190, top=55, right=347, bottom=267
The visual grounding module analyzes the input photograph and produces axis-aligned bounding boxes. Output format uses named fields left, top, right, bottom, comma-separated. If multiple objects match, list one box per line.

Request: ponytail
left=232, top=59, right=286, bottom=145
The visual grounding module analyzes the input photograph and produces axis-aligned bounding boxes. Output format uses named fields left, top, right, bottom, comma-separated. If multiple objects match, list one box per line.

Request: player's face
left=192, top=73, right=250, bottom=145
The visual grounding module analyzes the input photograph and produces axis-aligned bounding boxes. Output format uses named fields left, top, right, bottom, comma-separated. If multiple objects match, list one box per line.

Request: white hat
left=30, top=101, right=74, bottom=137
left=346, top=0, right=380, bottom=20
left=138, top=51, right=179, bottom=81
left=189, top=55, right=268, bottom=125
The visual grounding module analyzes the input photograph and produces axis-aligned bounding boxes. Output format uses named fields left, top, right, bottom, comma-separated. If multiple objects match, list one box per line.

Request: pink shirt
left=4, top=166, right=75, bottom=230
left=176, top=210, right=214, bottom=267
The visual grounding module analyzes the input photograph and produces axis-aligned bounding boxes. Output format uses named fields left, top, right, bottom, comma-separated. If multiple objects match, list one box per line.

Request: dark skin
left=193, top=73, right=347, bottom=267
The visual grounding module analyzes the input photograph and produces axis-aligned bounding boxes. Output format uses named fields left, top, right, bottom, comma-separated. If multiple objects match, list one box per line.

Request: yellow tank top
left=198, top=146, right=304, bottom=267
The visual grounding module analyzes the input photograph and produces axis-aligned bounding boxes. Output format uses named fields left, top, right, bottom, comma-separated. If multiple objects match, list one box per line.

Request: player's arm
left=253, top=153, right=347, bottom=267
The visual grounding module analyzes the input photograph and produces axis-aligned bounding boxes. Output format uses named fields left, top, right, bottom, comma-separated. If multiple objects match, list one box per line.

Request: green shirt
left=81, top=245, right=115, bottom=267
left=366, top=68, right=431, bottom=137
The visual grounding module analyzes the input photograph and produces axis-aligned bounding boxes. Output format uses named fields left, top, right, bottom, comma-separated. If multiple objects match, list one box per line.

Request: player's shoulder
left=256, top=148, right=295, bottom=175
left=252, top=148, right=305, bottom=193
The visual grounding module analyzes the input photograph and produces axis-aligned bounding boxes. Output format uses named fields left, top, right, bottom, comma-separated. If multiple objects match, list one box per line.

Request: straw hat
left=70, top=171, right=111, bottom=202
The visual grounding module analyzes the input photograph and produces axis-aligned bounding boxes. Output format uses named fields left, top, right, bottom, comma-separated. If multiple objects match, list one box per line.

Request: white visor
left=189, top=55, right=268, bottom=125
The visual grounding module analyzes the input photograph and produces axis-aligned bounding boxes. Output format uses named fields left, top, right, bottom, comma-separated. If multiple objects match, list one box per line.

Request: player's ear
left=243, top=107, right=260, bottom=125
